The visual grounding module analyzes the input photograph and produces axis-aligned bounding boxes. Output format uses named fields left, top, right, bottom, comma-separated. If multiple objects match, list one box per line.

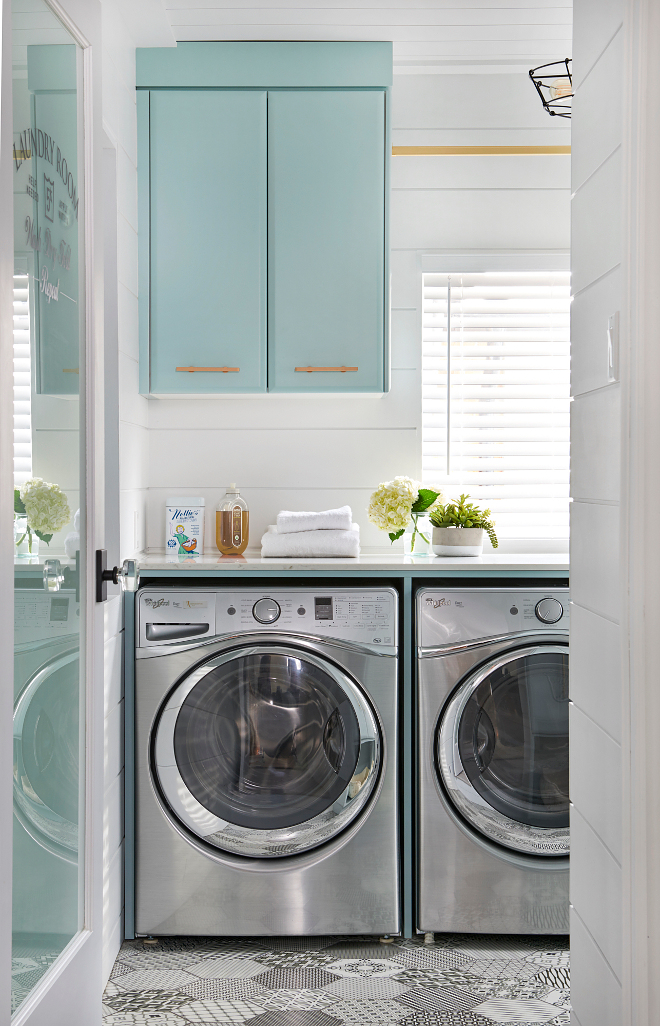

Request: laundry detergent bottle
left=216, top=484, right=249, bottom=555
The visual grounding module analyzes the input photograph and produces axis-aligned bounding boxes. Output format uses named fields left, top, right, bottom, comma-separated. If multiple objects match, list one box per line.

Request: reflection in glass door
left=11, top=1, right=85, bottom=1014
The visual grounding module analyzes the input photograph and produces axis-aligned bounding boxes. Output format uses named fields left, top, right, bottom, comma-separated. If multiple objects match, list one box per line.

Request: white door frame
left=0, top=0, right=106, bottom=1022
left=621, top=0, right=660, bottom=1022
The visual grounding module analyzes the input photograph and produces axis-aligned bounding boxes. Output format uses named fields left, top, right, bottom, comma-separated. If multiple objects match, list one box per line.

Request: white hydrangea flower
left=368, top=476, right=419, bottom=534
left=20, top=478, right=71, bottom=535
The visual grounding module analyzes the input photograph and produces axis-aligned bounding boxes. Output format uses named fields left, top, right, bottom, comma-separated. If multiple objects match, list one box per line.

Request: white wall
left=143, top=71, right=571, bottom=553
left=99, top=0, right=174, bottom=981
left=570, top=2, right=624, bottom=1022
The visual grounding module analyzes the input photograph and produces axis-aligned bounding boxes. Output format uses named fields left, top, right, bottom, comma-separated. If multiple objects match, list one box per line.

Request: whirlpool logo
left=144, top=598, right=169, bottom=608
left=426, top=597, right=451, bottom=609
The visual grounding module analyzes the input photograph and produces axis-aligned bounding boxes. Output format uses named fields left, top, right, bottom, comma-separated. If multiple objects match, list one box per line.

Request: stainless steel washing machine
left=417, top=587, right=569, bottom=935
left=134, top=587, right=399, bottom=936
left=13, top=587, right=80, bottom=940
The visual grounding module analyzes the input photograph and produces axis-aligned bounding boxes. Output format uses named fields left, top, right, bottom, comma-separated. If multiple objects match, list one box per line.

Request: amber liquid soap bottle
left=216, top=484, right=249, bottom=555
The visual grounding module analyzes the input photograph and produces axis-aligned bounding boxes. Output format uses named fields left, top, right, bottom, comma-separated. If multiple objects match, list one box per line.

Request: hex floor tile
left=326, top=958, right=404, bottom=979
left=175, top=997, right=267, bottom=1023
left=463, top=961, right=539, bottom=982
left=102, top=1016, right=189, bottom=1026
left=524, top=952, right=570, bottom=970
left=242, top=1013, right=342, bottom=1026
left=116, top=970, right=200, bottom=992
left=187, top=958, right=268, bottom=980
left=471, top=997, right=565, bottom=1023
left=178, top=978, right=268, bottom=1002
left=329, top=997, right=411, bottom=1024
left=256, top=968, right=338, bottom=991
left=394, top=949, right=474, bottom=972
left=255, top=938, right=336, bottom=952
left=104, top=988, right=190, bottom=1013
left=531, top=966, right=570, bottom=990
left=322, top=976, right=412, bottom=1000
left=321, top=944, right=398, bottom=961
left=396, top=1013, right=494, bottom=1026
left=256, top=989, right=339, bottom=1011
left=395, top=985, right=484, bottom=1015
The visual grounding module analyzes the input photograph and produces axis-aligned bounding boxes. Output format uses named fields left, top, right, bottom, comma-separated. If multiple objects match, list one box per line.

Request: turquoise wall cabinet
left=137, top=43, right=392, bottom=395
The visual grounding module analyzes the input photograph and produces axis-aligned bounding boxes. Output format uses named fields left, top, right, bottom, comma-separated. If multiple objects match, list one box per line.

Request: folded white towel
left=261, top=523, right=360, bottom=558
left=64, top=531, right=80, bottom=558
left=276, top=505, right=352, bottom=535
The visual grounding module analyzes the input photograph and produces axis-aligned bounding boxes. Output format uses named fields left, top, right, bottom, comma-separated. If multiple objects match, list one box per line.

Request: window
left=13, top=271, right=32, bottom=487
left=422, top=270, right=570, bottom=545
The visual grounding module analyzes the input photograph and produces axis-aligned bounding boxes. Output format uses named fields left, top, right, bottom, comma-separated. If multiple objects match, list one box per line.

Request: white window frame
left=421, top=250, right=570, bottom=554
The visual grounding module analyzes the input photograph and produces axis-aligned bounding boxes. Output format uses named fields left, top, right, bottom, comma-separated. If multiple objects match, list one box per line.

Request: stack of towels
left=261, top=505, right=360, bottom=558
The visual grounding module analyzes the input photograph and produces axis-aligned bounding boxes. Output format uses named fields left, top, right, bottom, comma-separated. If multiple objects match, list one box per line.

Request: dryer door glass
left=457, top=648, right=569, bottom=828
left=173, top=651, right=361, bottom=830
left=436, top=644, right=569, bottom=855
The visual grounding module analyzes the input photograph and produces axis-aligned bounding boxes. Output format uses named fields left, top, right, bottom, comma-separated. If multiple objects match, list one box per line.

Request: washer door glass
left=13, top=648, right=79, bottom=862
left=154, top=646, right=381, bottom=857
left=436, top=644, right=569, bottom=856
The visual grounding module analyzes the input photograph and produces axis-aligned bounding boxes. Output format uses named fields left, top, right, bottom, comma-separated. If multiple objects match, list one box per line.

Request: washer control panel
left=220, top=590, right=397, bottom=647
left=418, top=588, right=569, bottom=648
left=138, top=588, right=397, bottom=649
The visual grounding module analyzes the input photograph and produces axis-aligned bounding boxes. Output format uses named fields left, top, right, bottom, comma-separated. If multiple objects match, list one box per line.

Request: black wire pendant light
left=529, top=58, right=573, bottom=118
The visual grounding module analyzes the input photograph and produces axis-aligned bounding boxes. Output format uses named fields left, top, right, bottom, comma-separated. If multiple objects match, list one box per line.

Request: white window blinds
left=13, top=273, right=32, bottom=487
left=422, top=271, right=570, bottom=542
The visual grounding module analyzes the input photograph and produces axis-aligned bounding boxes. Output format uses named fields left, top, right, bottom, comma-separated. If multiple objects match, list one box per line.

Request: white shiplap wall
left=100, top=0, right=174, bottom=983
left=163, top=0, right=572, bottom=76
left=570, top=0, right=623, bottom=1021
left=144, top=70, right=570, bottom=553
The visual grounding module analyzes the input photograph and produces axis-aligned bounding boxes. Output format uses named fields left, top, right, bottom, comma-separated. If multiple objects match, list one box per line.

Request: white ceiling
left=163, top=1, right=573, bottom=74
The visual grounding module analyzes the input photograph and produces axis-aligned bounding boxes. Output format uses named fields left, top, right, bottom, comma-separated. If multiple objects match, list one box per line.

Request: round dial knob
left=535, top=597, right=564, bottom=624
left=252, top=598, right=281, bottom=624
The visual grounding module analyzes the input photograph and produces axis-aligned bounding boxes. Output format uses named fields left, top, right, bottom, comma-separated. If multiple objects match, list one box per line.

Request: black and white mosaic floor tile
left=104, top=934, right=570, bottom=1025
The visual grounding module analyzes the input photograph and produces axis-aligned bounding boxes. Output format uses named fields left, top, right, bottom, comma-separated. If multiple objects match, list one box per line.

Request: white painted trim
left=422, top=250, right=571, bottom=273
left=6, top=0, right=106, bottom=1021
left=0, top=0, right=15, bottom=1017
left=620, top=1, right=660, bottom=1022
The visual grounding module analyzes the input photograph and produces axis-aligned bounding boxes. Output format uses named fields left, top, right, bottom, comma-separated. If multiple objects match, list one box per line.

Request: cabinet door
left=268, top=90, right=386, bottom=392
left=148, top=90, right=266, bottom=393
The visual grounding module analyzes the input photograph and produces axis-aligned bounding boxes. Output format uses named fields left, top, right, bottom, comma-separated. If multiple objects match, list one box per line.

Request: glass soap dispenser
left=216, top=484, right=249, bottom=555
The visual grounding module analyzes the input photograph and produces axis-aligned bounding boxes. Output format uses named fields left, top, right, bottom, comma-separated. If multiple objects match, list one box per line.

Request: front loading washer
left=13, top=587, right=80, bottom=941
left=134, top=586, right=399, bottom=936
left=417, top=587, right=569, bottom=935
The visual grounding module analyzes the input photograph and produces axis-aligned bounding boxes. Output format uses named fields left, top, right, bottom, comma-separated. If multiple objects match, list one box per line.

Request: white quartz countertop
left=137, top=550, right=569, bottom=573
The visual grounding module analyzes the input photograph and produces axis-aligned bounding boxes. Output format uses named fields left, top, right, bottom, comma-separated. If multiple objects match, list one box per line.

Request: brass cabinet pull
left=176, top=366, right=239, bottom=373
left=62, top=368, right=79, bottom=373
left=295, top=366, right=358, bottom=373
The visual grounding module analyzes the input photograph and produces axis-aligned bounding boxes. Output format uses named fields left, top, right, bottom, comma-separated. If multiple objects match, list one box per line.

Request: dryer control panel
left=138, top=588, right=397, bottom=650
left=417, top=588, right=569, bottom=649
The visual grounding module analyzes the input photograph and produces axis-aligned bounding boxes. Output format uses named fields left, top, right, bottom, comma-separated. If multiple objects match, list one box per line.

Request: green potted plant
left=429, top=494, right=497, bottom=557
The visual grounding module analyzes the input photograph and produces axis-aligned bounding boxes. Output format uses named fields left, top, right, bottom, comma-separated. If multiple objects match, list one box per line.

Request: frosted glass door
left=11, top=1, right=85, bottom=1014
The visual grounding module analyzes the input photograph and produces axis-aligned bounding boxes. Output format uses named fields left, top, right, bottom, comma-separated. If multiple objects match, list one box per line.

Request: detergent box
left=165, top=497, right=205, bottom=556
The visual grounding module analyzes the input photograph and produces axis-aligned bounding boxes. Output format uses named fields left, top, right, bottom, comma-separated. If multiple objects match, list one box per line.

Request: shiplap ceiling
left=163, top=1, right=573, bottom=74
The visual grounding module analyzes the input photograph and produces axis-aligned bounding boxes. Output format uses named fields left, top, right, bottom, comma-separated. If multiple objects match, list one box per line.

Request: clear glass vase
left=14, top=517, right=39, bottom=558
left=403, top=514, right=432, bottom=556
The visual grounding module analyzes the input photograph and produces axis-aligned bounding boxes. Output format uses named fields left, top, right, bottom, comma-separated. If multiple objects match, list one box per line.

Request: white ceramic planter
left=432, top=526, right=484, bottom=557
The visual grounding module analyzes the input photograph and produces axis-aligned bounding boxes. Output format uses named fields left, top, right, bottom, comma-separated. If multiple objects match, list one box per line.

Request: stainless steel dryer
left=134, top=587, right=399, bottom=936
left=417, top=587, right=569, bottom=935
